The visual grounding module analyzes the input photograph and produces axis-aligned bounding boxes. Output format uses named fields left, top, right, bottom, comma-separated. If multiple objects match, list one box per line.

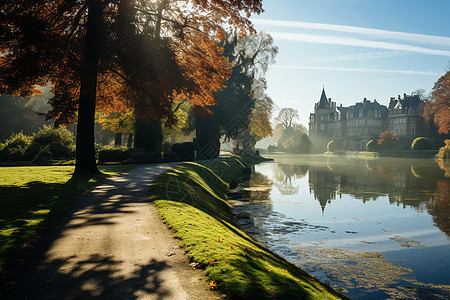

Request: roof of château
left=347, top=99, right=388, bottom=118
left=317, top=88, right=330, bottom=109
left=401, top=95, right=421, bottom=108
left=392, top=94, right=422, bottom=110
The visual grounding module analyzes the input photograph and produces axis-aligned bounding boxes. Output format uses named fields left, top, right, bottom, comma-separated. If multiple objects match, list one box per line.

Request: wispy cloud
left=253, top=19, right=450, bottom=46
left=308, top=51, right=404, bottom=63
left=269, top=31, right=450, bottom=56
left=273, top=65, right=440, bottom=76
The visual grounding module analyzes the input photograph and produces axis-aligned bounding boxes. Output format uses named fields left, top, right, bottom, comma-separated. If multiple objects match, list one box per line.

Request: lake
left=229, top=153, right=450, bottom=299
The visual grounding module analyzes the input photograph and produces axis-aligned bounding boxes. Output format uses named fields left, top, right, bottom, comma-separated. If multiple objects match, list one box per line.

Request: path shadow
left=2, top=164, right=176, bottom=299
left=14, top=255, right=171, bottom=299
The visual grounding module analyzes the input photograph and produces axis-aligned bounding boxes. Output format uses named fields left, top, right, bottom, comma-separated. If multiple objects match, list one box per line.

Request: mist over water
left=230, top=154, right=450, bottom=299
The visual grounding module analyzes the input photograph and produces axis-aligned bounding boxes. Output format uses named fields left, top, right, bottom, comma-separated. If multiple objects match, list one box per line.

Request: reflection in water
left=303, top=157, right=446, bottom=217
left=230, top=155, right=450, bottom=299
left=427, top=180, right=450, bottom=236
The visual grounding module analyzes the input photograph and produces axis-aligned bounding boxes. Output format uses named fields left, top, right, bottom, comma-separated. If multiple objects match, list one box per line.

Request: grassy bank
left=151, top=157, right=343, bottom=299
left=0, top=164, right=135, bottom=272
left=357, top=150, right=438, bottom=159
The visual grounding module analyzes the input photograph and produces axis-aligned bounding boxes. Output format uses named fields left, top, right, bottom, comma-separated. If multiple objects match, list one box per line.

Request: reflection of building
left=304, top=158, right=444, bottom=214
left=308, top=166, right=338, bottom=213
left=309, top=88, right=436, bottom=150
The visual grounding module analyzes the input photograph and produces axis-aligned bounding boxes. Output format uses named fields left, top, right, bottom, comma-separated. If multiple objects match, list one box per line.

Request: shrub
left=411, top=137, right=430, bottom=150
left=377, top=130, right=398, bottom=149
left=439, top=139, right=450, bottom=159
left=281, top=132, right=311, bottom=154
left=327, top=140, right=342, bottom=152
left=129, top=151, right=161, bottom=163
left=366, top=140, right=379, bottom=151
left=29, top=126, right=75, bottom=159
left=267, top=144, right=277, bottom=152
left=31, top=145, right=53, bottom=163
left=98, top=146, right=131, bottom=162
left=0, top=132, right=32, bottom=161
left=171, top=142, right=198, bottom=161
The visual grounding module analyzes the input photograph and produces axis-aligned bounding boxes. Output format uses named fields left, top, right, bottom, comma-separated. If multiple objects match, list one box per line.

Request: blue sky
left=251, top=0, right=450, bottom=126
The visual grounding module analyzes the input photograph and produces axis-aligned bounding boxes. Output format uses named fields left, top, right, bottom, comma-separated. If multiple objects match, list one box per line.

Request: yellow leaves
left=209, top=281, right=218, bottom=290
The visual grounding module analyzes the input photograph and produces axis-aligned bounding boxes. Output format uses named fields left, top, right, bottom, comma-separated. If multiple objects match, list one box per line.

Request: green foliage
left=267, top=144, right=277, bottom=152
left=31, top=145, right=53, bottom=164
left=411, top=137, right=430, bottom=150
left=327, top=140, right=342, bottom=152
left=377, top=130, right=398, bottom=149
left=151, top=158, right=340, bottom=299
left=439, top=139, right=450, bottom=159
left=0, top=94, right=49, bottom=142
left=281, top=132, right=311, bottom=154
left=98, top=146, right=132, bottom=163
left=366, top=140, right=379, bottom=151
left=0, top=132, right=32, bottom=161
left=29, top=126, right=75, bottom=159
left=128, top=151, right=161, bottom=163
left=170, top=142, right=198, bottom=161
left=134, top=119, right=162, bottom=156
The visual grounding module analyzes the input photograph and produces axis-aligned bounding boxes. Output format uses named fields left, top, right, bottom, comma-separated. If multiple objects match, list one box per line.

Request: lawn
left=0, top=164, right=135, bottom=272
left=151, top=157, right=343, bottom=299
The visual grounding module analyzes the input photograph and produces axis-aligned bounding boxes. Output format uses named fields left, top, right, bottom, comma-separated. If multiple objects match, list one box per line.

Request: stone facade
left=309, top=88, right=433, bottom=150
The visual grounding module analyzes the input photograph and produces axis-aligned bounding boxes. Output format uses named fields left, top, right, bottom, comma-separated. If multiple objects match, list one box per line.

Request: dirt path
left=11, top=164, right=220, bottom=299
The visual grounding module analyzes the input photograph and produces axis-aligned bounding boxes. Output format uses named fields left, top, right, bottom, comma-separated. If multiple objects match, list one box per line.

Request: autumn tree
left=275, top=108, right=299, bottom=129
left=0, top=0, right=264, bottom=175
left=377, top=130, right=398, bottom=149
left=97, top=109, right=134, bottom=147
left=195, top=31, right=278, bottom=156
left=424, top=70, right=450, bottom=134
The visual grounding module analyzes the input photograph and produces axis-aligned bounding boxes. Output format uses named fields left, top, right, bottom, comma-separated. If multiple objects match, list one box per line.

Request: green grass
left=151, top=157, right=343, bottom=299
left=0, top=164, right=135, bottom=272
left=357, top=150, right=438, bottom=159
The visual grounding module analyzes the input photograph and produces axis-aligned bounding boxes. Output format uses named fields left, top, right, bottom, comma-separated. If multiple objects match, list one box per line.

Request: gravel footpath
left=9, top=164, right=220, bottom=300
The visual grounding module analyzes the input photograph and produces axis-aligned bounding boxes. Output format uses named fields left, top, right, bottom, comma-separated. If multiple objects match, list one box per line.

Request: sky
left=250, top=0, right=450, bottom=126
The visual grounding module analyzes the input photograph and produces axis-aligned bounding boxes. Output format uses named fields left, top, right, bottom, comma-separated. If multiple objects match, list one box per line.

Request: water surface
left=230, top=154, right=450, bottom=299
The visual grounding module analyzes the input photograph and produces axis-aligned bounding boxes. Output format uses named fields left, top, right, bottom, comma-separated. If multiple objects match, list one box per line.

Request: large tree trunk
left=127, top=133, right=133, bottom=148
left=74, top=1, right=103, bottom=175
left=195, top=112, right=220, bottom=159
left=114, top=133, right=122, bottom=146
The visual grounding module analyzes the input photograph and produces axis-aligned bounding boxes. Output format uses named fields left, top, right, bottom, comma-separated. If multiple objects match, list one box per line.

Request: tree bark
left=127, top=133, right=133, bottom=148
left=74, top=0, right=103, bottom=175
left=114, top=133, right=122, bottom=146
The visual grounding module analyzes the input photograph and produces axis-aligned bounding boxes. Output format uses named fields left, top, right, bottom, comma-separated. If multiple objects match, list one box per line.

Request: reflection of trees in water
left=303, top=158, right=447, bottom=214
left=427, top=180, right=450, bottom=236
left=273, top=164, right=308, bottom=195
left=233, top=170, right=273, bottom=206
left=437, top=159, right=450, bottom=178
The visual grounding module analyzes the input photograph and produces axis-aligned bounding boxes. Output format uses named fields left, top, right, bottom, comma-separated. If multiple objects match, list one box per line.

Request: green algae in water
left=294, top=245, right=450, bottom=299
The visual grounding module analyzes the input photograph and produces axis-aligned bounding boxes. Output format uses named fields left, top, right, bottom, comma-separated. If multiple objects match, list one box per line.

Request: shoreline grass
left=150, top=157, right=344, bottom=299
left=0, top=164, right=135, bottom=274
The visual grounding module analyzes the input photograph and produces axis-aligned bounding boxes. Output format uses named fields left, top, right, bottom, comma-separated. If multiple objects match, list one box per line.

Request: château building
left=308, top=88, right=434, bottom=150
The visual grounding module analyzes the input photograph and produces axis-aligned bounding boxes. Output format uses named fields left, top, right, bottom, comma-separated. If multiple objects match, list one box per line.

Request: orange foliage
left=424, top=70, right=450, bottom=134
left=0, top=0, right=263, bottom=125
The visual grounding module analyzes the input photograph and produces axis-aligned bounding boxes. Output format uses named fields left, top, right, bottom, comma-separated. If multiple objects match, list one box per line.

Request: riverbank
left=150, top=156, right=344, bottom=299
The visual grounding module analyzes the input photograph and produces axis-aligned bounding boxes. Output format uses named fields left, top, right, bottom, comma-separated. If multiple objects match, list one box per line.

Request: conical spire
left=317, top=87, right=329, bottom=109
